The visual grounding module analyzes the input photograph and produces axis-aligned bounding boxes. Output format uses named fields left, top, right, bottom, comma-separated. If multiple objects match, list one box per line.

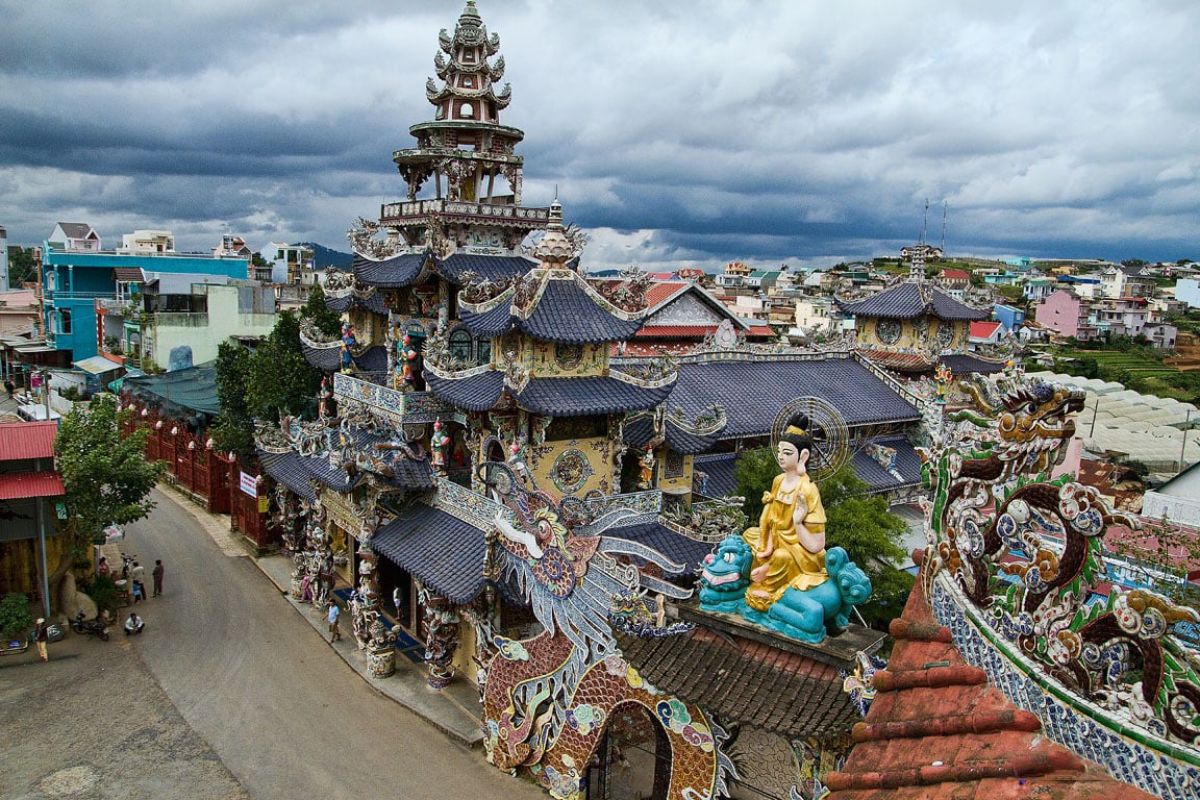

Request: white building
left=1143, top=462, right=1200, bottom=529
left=263, top=242, right=314, bottom=284
left=1177, top=278, right=1200, bottom=309
left=48, top=222, right=101, bottom=251
left=118, top=229, right=175, bottom=254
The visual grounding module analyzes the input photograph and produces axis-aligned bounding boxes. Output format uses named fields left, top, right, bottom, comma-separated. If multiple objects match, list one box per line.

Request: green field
left=1051, top=347, right=1198, bottom=403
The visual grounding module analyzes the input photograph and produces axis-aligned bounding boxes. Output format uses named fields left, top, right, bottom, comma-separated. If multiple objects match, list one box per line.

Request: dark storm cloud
left=0, top=0, right=1196, bottom=267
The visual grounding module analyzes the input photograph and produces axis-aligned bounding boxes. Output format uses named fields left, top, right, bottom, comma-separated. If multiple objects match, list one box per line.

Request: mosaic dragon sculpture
left=478, top=463, right=736, bottom=800
left=921, top=377, right=1200, bottom=748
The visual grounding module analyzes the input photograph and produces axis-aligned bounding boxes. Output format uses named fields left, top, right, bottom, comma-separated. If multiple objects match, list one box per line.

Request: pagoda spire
left=383, top=1, right=548, bottom=255
left=427, top=0, right=512, bottom=125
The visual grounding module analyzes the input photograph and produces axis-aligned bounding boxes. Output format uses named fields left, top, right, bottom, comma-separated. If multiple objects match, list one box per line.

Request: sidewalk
left=155, top=483, right=485, bottom=747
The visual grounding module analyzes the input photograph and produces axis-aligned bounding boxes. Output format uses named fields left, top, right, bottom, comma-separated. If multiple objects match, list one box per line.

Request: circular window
left=936, top=321, right=956, bottom=348
left=876, top=319, right=901, bottom=346
left=555, top=343, right=583, bottom=370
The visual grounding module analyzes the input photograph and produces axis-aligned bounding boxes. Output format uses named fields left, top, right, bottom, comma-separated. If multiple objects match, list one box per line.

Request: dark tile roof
left=664, top=418, right=721, bottom=455
left=929, top=289, right=990, bottom=320
left=605, top=521, right=711, bottom=574
left=326, top=292, right=388, bottom=316
left=437, top=253, right=537, bottom=284
left=425, top=369, right=505, bottom=411
left=345, top=429, right=434, bottom=490
left=837, top=281, right=987, bottom=321
left=301, top=342, right=342, bottom=372
left=670, top=358, right=920, bottom=438
left=693, top=454, right=738, bottom=498
left=371, top=503, right=487, bottom=604
left=622, top=416, right=656, bottom=449
left=618, top=626, right=858, bottom=739
left=257, top=450, right=317, bottom=502
left=825, top=564, right=1156, bottom=800
left=352, top=252, right=428, bottom=288
left=516, top=375, right=673, bottom=416
left=352, top=345, right=389, bottom=372
left=300, top=343, right=388, bottom=374
left=459, top=297, right=514, bottom=337
left=851, top=436, right=922, bottom=493
left=938, top=353, right=1006, bottom=376
left=518, top=279, right=644, bottom=344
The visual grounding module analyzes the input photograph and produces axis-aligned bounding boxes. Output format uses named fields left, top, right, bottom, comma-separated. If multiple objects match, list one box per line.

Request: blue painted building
left=993, top=303, right=1025, bottom=331
left=41, top=242, right=250, bottom=361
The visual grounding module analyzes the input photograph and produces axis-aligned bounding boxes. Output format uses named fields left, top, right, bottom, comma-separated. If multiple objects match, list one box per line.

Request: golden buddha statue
left=742, top=412, right=827, bottom=612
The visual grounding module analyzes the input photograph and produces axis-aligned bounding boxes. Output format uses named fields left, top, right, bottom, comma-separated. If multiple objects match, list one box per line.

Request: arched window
left=476, top=337, right=491, bottom=366
left=449, top=328, right=472, bottom=362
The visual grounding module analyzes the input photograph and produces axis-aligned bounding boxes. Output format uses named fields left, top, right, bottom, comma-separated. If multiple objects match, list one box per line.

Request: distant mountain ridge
left=300, top=242, right=354, bottom=270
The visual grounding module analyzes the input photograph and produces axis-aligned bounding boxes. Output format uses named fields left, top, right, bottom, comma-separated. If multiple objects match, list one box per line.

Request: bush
left=0, top=592, right=34, bottom=642
left=80, top=575, right=120, bottom=615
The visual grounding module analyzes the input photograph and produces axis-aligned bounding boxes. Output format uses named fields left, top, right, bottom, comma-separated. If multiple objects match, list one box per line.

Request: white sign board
left=239, top=471, right=258, bottom=497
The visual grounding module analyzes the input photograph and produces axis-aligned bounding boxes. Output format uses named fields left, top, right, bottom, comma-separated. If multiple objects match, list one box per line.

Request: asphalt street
left=121, top=487, right=543, bottom=800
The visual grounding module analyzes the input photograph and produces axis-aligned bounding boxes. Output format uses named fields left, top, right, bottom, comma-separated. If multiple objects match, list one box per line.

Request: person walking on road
left=152, top=560, right=164, bottom=597
left=4, top=378, right=14, bottom=400
left=34, top=617, right=49, bottom=662
left=130, top=561, right=146, bottom=604
left=326, top=600, right=341, bottom=643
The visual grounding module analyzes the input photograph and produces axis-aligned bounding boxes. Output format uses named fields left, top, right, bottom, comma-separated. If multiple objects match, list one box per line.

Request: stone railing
left=332, top=372, right=455, bottom=424
left=584, top=490, right=663, bottom=519
left=380, top=198, right=550, bottom=224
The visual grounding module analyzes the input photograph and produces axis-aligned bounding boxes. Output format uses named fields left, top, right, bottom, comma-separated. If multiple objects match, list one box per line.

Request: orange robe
left=742, top=473, right=827, bottom=610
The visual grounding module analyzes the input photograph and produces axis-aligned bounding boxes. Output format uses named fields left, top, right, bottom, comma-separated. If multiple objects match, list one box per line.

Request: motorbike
left=70, top=611, right=110, bottom=642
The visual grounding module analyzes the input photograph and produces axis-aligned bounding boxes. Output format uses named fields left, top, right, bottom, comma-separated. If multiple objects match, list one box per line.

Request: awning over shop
left=0, top=471, right=65, bottom=500
left=123, top=363, right=219, bottom=424
left=371, top=503, right=488, bottom=604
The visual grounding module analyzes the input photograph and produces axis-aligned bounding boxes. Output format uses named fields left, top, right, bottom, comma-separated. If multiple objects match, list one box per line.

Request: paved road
left=123, top=488, right=542, bottom=800
left=1, top=619, right=247, bottom=800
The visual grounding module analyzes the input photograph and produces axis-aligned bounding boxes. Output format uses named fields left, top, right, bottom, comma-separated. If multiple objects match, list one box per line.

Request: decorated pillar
left=418, top=584, right=460, bottom=690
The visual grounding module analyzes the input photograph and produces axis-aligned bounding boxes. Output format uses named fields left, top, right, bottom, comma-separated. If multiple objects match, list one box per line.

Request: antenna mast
left=940, top=201, right=948, bottom=253
left=920, top=198, right=930, bottom=244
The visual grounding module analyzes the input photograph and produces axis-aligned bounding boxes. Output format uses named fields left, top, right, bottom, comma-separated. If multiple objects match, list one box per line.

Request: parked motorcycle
left=69, top=611, right=110, bottom=642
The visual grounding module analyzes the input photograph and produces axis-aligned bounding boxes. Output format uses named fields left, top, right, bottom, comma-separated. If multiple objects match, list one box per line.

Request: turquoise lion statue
left=698, top=536, right=752, bottom=612
left=698, top=536, right=872, bottom=644
left=765, top=547, right=872, bottom=643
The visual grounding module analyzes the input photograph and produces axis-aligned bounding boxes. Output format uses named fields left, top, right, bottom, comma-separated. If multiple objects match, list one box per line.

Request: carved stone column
left=419, top=585, right=460, bottom=690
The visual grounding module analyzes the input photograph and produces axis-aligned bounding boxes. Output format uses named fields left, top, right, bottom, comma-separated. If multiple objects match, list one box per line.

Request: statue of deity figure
left=742, top=412, right=827, bottom=612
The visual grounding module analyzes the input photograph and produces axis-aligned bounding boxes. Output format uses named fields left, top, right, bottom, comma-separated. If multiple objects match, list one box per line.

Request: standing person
left=130, top=561, right=146, bottom=604
left=326, top=600, right=341, bottom=643
left=4, top=378, right=14, bottom=399
left=152, top=560, right=164, bottom=597
left=34, top=617, right=49, bottom=662
left=97, top=556, right=111, bottom=578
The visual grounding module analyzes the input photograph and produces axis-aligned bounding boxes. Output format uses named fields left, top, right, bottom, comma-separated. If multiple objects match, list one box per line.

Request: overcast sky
left=1, top=0, right=1196, bottom=270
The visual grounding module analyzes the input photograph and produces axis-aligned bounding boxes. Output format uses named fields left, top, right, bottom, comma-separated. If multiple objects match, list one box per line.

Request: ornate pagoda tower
left=381, top=1, right=547, bottom=254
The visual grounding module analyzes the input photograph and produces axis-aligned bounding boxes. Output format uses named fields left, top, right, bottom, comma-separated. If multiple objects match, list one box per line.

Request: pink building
left=1034, top=289, right=1095, bottom=340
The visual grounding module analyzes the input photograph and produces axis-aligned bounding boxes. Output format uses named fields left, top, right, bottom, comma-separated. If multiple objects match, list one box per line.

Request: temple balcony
left=332, top=371, right=457, bottom=425
left=379, top=198, right=549, bottom=227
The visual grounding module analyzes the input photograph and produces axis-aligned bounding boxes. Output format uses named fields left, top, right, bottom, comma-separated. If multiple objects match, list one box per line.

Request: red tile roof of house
left=969, top=320, right=1003, bottom=339
left=0, top=471, right=65, bottom=500
left=825, top=553, right=1156, bottom=800
left=0, top=420, right=58, bottom=461
left=635, top=324, right=719, bottom=338
left=642, top=281, right=688, bottom=308
left=941, top=269, right=971, bottom=281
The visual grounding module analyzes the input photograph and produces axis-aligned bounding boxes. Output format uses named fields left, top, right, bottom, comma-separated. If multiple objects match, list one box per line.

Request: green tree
left=734, top=449, right=914, bottom=627
left=247, top=311, right=321, bottom=421
left=54, top=394, right=164, bottom=577
left=301, top=284, right=344, bottom=337
left=6, top=246, right=38, bottom=286
left=212, top=341, right=255, bottom=455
